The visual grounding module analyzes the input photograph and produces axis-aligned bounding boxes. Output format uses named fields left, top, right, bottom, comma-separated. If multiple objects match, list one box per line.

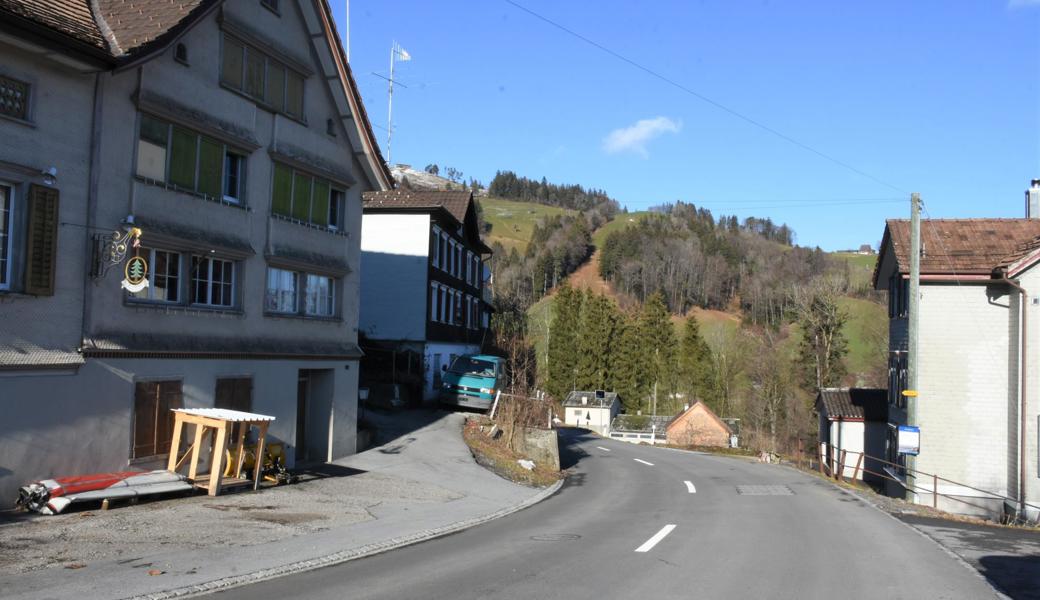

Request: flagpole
left=387, top=41, right=395, bottom=164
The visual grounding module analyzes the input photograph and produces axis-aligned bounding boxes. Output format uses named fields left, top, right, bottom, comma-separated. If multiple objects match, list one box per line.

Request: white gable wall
left=360, top=213, right=430, bottom=341
left=918, top=283, right=1013, bottom=497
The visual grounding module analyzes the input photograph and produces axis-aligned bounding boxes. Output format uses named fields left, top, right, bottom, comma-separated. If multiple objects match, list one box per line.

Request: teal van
left=439, top=354, right=507, bottom=410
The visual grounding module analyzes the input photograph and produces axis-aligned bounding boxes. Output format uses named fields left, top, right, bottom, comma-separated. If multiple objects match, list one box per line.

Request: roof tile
left=884, top=219, right=1040, bottom=276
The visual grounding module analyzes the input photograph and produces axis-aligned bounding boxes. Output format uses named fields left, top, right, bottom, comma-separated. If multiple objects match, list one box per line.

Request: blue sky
left=333, top=1, right=1040, bottom=250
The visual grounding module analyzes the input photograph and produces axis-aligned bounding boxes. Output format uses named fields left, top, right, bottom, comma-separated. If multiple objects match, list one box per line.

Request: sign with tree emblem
left=121, top=255, right=149, bottom=293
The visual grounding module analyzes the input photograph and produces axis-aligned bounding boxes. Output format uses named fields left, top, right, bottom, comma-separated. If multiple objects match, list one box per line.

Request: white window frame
left=304, top=273, right=335, bottom=317
left=265, top=266, right=298, bottom=313
left=223, top=151, right=244, bottom=204
left=431, top=226, right=441, bottom=268
left=128, top=248, right=182, bottom=303
left=191, top=255, right=235, bottom=307
left=440, top=232, right=448, bottom=272
left=0, top=182, right=14, bottom=291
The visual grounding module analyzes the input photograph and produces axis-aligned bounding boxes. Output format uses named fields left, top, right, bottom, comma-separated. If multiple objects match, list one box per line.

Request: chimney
left=1027, top=179, right=1040, bottom=218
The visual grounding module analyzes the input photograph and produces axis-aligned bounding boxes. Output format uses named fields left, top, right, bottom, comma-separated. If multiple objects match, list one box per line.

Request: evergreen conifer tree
left=640, top=293, right=678, bottom=415
left=678, top=315, right=713, bottom=405
left=608, top=312, right=650, bottom=413
left=546, top=283, right=583, bottom=400
left=575, top=293, right=620, bottom=390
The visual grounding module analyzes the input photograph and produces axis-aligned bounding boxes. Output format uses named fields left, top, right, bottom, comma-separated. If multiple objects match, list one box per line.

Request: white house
left=359, top=190, right=493, bottom=403
left=562, top=390, right=620, bottom=435
left=874, top=201, right=1040, bottom=520
left=816, top=388, right=887, bottom=483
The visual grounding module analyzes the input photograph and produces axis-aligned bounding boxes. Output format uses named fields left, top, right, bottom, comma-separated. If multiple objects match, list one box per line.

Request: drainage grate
left=736, top=485, right=794, bottom=496
left=530, top=533, right=582, bottom=542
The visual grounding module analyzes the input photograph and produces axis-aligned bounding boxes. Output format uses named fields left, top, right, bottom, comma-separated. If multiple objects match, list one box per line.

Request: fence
left=812, top=442, right=1040, bottom=522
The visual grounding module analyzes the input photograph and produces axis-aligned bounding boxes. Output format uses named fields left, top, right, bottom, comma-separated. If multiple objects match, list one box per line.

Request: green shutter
left=245, top=49, right=265, bottom=98
left=197, top=137, right=223, bottom=199
left=286, top=71, right=303, bottom=118
left=311, top=179, right=330, bottom=227
left=169, top=127, right=197, bottom=189
left=272, top=164, right=292, bottom=216
left=25, top=185, right=59, bottom=296
left=266, top=63, right=285, bottom=112
left=221, top=37, right=244, bottom=89
left=139, top=115, right=168, bottom=146
left=292, top=172, right=311, bottom=221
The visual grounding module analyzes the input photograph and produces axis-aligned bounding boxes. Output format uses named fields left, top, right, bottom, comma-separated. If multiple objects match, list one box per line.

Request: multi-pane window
left=265, top=267, right=297, bottom=313
left=888, top=275, right=909, bottom=318
left=137, top=115, right=245, bottom=203
left=0, top=75, right=29, bottom=120
left=132, top=380, right=183, bottom=458
left=129, top=248, right=181, bottom=302
left=304, top=274, right=334, bottom=316
left=271, top=164, right=342, bottom=228
left=221, top=35, right=304, bottom=120
left=431, top=227, right=441, bottom=267
left=0, top=183, right=11, bottom=289
left=191, top=256, right=234, bottom=307
left=265, top=267, right=336, bottom=317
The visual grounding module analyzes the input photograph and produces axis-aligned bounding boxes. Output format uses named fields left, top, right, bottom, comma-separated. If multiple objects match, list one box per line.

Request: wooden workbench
left=167, top=408, right=276, bottom=496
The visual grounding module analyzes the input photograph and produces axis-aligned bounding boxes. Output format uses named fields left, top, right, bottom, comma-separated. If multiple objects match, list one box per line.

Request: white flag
left=397, top=46, right=411, bottom=61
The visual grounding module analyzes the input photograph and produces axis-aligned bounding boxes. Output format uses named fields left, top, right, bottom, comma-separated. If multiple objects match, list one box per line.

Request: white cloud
left=602, top=116, right=682, bottom=157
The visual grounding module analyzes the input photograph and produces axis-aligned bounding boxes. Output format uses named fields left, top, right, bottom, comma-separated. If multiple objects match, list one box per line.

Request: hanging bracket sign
left=121, top=254, right=149, bottom=293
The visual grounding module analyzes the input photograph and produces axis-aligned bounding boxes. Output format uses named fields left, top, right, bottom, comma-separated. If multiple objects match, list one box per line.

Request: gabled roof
left=363, top=189, right=492, bottom=253
left=816, top=388, right=887, bottom=421
left=666, top=401, right=732, bottom=435
left=0, top=0, right=217, bottom=62
left=562, top=390, right=619, bottom=408
left=363, top=190, right=473, bottom=221
left=873, top=218, right=1040, bottom=287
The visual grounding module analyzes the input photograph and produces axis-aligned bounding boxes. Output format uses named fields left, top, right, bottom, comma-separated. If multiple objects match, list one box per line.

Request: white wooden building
left=874, top=206, right=1040, bottom=521
left=562, top=391, right=620, bottom=435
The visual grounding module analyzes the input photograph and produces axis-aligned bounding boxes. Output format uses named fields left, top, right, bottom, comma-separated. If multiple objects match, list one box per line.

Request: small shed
left=666, top=401, right=733, bottom=448
left=609, top=415, right=671, bottom=445
left=563, top=390, right=621, bottom=436
left=816, top=388, right=887, bottom=482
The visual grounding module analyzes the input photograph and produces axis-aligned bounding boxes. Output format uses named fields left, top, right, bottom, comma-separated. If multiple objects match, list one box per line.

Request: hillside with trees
left=441, top=166, right=887, bottom=455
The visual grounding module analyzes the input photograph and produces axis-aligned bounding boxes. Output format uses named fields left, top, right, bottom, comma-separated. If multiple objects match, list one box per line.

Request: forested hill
left=487, top=170, right=620, bottom=213
left=597, top=201, right=856, bottom=327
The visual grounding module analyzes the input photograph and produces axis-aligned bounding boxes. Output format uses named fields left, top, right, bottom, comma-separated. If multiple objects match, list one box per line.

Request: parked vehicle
left=439, top=354, right=506, bottom=411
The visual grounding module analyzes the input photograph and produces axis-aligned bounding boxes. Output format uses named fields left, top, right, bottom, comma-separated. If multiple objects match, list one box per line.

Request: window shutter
left=25, top=184, right=59, bottom=296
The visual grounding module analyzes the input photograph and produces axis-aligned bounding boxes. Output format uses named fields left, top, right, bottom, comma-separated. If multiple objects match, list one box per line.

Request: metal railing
left=814, top=443, right=1040, bottom=520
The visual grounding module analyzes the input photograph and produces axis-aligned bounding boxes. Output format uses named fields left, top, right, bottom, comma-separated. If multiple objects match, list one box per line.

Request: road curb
left=124, top=478, right=565, bottom=600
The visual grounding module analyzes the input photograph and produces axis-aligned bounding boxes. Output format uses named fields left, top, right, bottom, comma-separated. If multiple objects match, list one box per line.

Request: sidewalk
left=0, top=410, right=561, bottom=600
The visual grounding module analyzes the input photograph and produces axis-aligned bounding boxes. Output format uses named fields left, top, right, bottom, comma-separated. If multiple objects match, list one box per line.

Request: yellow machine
left=224, top=443, right=297, bottom=485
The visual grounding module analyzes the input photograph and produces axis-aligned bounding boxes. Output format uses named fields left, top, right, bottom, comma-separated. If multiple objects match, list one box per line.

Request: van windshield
left=448, top=357, right=496, bottom=377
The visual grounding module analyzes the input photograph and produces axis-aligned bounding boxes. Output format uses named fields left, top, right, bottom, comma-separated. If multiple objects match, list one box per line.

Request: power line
left=622, top=197, right=904, bottom=207
left=502, top=0, right=908, bottom=195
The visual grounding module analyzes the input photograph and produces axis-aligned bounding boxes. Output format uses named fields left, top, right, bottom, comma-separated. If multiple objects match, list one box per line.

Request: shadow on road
left=978, top=555, right=1040, bottom=600
left=361, top=407, right=449, bottom=448
left=557, top=428, right=595, bottom=470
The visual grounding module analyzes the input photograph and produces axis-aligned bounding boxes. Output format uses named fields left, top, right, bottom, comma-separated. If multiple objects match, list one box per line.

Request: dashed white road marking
left=684, top=480, right=696, bottom=494
left=633, top=458, right=654, bottom=466
left=635, top=524, right=677, bottom=553
left=596, top=446, right=611, bottom=452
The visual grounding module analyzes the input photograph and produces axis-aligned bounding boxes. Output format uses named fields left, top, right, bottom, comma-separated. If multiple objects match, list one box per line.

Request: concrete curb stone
left=125, top=478, right=565, bottom=600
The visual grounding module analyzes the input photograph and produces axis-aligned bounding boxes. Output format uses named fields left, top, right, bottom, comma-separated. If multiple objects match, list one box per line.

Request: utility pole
left=344, top=0, right=350, bottom=62
left=907, top=192, right=921, bottom=503
left=386, top=41, right=396, bottom=165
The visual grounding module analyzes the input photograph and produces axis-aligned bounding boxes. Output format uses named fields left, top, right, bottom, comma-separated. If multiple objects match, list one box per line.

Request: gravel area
left=0, top=468, right=461, bottom=575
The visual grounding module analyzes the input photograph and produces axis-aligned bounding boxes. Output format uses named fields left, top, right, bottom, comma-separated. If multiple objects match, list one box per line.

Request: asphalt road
left=213, top=429, right=999, bottom=599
